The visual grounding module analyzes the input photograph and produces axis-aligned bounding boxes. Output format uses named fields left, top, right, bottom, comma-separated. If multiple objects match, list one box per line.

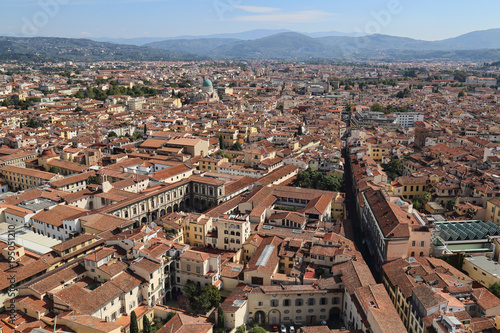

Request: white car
left=289, top=326, right=295, bottom=333
left=280, top=324, right=286, bottom=333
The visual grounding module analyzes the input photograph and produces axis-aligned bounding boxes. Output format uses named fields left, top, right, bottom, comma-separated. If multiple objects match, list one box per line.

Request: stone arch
left=141, top=216, right=148, bottom=224
left=167, top=206, right=173, bottom=214
left=254, top=311, right=266, bottom=325
left=329, top=307, right=341, bottom=321
left=173, top=203, right=179, bottom=212
left=160, top=209, right=166, bottom=217
left=268, top=309, right=281, bottom=325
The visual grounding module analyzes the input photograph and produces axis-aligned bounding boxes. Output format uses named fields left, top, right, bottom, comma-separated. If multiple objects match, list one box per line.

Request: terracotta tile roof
left=83, top=247, right=115, bottom=262
left=180, top=249, right=211, bottom=262
left=31, top=205, right=88, bottom=227
left=363, top=189, right=410, bottom=238
left=130, top=257, right=161, bottom=274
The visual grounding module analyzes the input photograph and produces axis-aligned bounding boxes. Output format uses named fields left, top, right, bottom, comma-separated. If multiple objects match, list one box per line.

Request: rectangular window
left=187, top=264, right=191, bottom=271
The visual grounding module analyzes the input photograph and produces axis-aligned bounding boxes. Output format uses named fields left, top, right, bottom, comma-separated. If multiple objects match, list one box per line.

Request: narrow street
left=341, top=147, right=382, bottom=282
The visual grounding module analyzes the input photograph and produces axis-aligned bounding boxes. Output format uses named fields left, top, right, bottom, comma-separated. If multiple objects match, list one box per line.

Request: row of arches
left=253, top=308, right=341, bottom=325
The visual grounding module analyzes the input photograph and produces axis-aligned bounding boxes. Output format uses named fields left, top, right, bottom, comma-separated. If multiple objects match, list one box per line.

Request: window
left=320, top=297, right=328, bottom=305
left=283, top=299, right=291, bottom=306
left=308, top=298, right=315, bottom=306
left=196, top=267, right=200, bottom=274
left=295, top=299, right=303, bottom=306
left=258, top=301, right=263, bottom=307
left=411, top=241, right=416, bottom=247
left=187, top=264, right=191, bottom=271
left=332, top=297, right=339, bottom=304
left=420, top=241, right=425, bottom=247
left=270, top=299, right=279, bottom=307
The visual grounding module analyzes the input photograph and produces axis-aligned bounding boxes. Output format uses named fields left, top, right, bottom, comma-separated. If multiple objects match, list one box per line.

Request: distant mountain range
left=1, top=29, right=500, bottom=62
left=89, top=29, right=364, bottom=46
left=143, top=29, right=500, bottom=60
left=0, top=36, right=203, bottom=62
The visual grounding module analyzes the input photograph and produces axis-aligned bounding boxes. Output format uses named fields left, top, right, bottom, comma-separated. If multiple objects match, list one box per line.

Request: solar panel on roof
left=231, top=266, right=243, bottom=272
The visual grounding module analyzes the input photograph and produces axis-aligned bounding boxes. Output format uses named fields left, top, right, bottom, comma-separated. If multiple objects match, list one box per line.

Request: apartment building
left=31, top=204, right=88, bottom=241
left=223, top=259, right=405, bottom=332
left=216, top=217, right=251, bottom=252
left=130, top=256, right=165, bottom=306
left=361, top=188, right=432, bottom=268
left=0, top=165, right=62, bottom=191
left=486, top=198, right=500, bottom=224
left=176, top=250, right=222, bottom=290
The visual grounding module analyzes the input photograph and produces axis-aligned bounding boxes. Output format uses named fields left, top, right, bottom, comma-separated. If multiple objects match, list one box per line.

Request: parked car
left=280, top=324, right=287, bottom=333
left=271, top=325, right=279, bottom=332
left=289, top=326, right=295, bottom=333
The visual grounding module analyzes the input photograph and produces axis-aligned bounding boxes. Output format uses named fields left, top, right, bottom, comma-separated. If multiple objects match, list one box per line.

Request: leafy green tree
left=396, top=88, right=411, bottom=98
left=292, top=168, right=343, bottom=192
left=143, top=315, right=152, bottom=333
left=130, top=311, right=139, bottom=333
left=75, top=106, right=83, bottom=112
left=458, top=90, right=465, bottom=98
left=88, top=175, right=100, bottom=185
left=217, top=306, right=224, bottom=329
left=194, top=293, right=211, bottom=313
left=383, top=158, right=403, bottom=181
left=249, top=327, right=266, bottom=333
left=27, top=118, right=40, bottom=128
left=231, top=142, right=242, bottom=151
left=236, top=325, right=246, bottom=333
left=183, top=281, right=200, bottom=300
left=108, top=131, right=117, bottom=138
left=49, top=166, right=61, bottom=174
left=446, top=199, right=456, bottom=211
left=437, top=253, right=465, bottom=270
left=490, top=282, right=500, bottom=298
left=9, top=94, right=20, bottom=105
left=371, top=103, right=384, bottom=112
left=297, top=126, right=303, bottom=136
left=219, top=136, right=225, bottom=150
left=204, top=285, right=221, bottom=308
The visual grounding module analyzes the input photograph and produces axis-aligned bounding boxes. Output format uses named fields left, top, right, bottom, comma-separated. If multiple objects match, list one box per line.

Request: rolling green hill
left=0, top=36, right=203, bottom=62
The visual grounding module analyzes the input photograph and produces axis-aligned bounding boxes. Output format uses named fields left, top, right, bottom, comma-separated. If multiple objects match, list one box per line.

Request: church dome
left=202, top=78, right=213, bottom=87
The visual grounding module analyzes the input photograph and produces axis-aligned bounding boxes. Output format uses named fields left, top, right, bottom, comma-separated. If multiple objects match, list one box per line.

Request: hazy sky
left=1, top=0, right=499, bottom=40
